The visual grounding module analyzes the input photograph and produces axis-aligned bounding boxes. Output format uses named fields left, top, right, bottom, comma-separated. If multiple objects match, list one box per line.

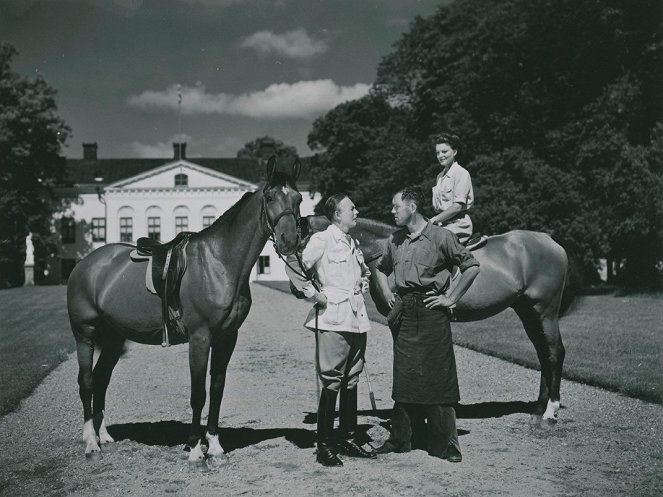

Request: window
left=175, top=216, right=188, bottom=234
left=147, top=217, right=161, bottom=241
left=91, top=218, right=106, bottom=242
left=258, top=255, right=271, bottom=275
left=202, top=215, right=215, bottom=228
left=174, top=173, right=188, bottom=187
left=61, top=217, right=76, bottom=244
left=120, top=217, right=133, bottom=242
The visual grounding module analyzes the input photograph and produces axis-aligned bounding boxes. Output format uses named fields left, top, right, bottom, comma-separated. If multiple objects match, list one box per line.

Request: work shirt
left=301, top=224, right=371, bottom=333
left=377, top=221, right=479, bottom=293
left=432, top=162, right=474, bottom=239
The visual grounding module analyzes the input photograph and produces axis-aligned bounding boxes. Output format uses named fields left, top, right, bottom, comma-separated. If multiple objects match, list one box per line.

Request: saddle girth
left=136, top=232, right=193, bottom=346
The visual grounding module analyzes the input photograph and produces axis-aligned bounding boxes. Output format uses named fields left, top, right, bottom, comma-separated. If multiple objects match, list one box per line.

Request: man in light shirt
left=298, top=193, right=376, bottom=467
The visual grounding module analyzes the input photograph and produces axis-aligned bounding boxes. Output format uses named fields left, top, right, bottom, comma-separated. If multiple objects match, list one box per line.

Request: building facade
left=45, top=143, right=320, bottom=283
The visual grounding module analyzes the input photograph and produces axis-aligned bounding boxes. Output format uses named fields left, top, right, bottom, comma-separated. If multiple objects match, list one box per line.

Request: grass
left=0, top=283, right=661, bottom=418
left=259, top=281, right=663, bottom=405
left=0, top=285, right=74, bottom=417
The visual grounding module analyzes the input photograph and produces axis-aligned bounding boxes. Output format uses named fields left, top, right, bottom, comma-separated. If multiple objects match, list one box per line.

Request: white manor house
left=42, top=142, right=320, bottom=284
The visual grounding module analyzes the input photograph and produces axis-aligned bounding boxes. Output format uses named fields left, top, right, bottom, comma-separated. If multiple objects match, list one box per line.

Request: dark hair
left=398, top=186, right=425, bottom=213
left=323, top=193, right=348, bottom=221
left=433, top=132, right=463, bottom=155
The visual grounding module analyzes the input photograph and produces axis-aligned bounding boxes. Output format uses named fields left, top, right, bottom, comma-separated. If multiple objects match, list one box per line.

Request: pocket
left=326, top=248, right=347, bottom=276
left=324, top=294, right=350, bottom=325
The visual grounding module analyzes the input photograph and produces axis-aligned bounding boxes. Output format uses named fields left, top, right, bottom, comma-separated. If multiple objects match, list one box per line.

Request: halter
left=261, top=189, right=300, bottom=259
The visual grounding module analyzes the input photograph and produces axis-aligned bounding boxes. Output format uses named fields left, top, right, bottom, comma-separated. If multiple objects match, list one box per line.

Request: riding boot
left=337, top=388, right=376, bottom=459
left=316, top=388, right=343, bottom=467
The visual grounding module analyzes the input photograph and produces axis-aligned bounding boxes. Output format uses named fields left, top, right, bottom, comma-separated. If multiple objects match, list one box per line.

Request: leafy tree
left=236, top=136, right=297, bottom=160
left=308, top=0, right=663, bottom=289
left=0, top=43, right=70, bottom=287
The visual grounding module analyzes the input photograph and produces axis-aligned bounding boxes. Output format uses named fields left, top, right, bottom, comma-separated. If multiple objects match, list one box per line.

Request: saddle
left=130, top=232, right=193, bottom=346
left=463, top=232, right=488, bottom=251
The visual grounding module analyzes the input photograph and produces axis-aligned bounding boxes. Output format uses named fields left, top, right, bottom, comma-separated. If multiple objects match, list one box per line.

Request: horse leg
left=187, top=330, right=212, bottom=467
left=92, top=331, right=126, bottom=445
left=511, top=298, right=555, bottom=416
left=205, top=330, right=239, bottom=463
left=74, top=329, right=100, bottom=458
left=540, top=315, right=565, bottom=420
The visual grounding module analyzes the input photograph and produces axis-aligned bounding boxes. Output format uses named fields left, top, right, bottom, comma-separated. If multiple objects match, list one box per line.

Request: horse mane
left=201, top=191, right=255, bottom=233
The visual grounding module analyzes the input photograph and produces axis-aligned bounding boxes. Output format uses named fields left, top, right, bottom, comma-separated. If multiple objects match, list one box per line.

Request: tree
left=236, top=136, right=297, bottom=160
left=0, top=43, right=70, bottom=287
left=308, top=0, right=663, bottom=289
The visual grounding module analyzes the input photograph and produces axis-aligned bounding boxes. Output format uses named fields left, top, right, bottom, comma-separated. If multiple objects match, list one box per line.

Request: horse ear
left=291, top=157, right=301, bottom=181
left=265, top=155, right=277, bottom=182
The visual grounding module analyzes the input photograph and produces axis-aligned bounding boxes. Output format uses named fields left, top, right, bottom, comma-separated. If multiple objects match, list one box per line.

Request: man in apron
left=375, top=186, right=480, bottom=462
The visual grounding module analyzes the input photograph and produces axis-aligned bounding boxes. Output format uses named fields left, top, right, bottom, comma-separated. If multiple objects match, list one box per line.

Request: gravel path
left=1, top=284, right=661, bottom=497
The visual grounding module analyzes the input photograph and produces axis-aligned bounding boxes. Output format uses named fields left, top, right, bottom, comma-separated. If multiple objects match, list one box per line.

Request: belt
left=397, top=287, right=435, bottom=297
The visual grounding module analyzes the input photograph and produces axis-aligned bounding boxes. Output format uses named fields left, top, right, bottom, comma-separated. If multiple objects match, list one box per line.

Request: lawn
left=260, top=281, right=663, bottom=405
left=0, top=285, right=74, bottom=416
left=0, top=283, right=661, bottom=418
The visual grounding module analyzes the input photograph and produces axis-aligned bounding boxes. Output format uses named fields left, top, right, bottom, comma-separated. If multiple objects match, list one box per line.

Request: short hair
left=398, top=186, right=425, bottom=213
left=433, top=132, right=463, bottom=154
left=323, top=193, right=348, bottom=221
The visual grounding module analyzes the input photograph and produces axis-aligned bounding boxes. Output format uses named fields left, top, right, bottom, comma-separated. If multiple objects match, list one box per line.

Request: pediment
left=106, top=160, right=257, bottom=190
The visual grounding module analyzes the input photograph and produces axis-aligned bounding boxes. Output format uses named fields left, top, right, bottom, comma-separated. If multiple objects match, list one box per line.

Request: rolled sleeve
left=452, top=169, right=473, bottom=206
left=440, top=231, right=479, bottom=272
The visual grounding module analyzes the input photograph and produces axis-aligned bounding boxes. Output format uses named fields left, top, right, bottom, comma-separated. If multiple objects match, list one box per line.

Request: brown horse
left=304, top=216, right=569, bottom=420
left=67, top=157, right=302, bottom=465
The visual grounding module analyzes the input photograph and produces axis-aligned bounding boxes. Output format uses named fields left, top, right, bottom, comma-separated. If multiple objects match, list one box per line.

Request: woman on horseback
left=429, top=132, right=474, bottom=244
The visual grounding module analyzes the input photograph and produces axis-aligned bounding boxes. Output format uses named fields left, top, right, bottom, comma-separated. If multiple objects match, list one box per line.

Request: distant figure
left=429, top=132, right=474, bottom=244
left=375, top=186, right=480, bottom=463
left=297, top=194, right=376, bottom=467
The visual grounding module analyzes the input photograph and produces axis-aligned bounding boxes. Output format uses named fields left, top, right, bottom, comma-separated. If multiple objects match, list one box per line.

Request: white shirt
left=301, top=224, right=371, bottom=333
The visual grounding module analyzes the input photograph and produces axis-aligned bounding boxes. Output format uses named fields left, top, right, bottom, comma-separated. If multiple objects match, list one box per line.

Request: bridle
left=261, top=187, right=300, bottom=258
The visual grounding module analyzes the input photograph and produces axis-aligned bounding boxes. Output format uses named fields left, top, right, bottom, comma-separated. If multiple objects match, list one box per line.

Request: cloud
left=239, top=28, right=328, bottom=59
left=127, top=80, right=371, bottom=119
left=131, top=134, right=193, bottom=158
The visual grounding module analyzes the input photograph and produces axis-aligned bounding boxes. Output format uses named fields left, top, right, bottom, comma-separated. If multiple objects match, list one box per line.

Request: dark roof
left=63, top=156, right=313, bottom=190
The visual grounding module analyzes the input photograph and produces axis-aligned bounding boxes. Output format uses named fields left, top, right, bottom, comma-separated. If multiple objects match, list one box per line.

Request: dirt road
left=0, top=284, right=661, bottom=496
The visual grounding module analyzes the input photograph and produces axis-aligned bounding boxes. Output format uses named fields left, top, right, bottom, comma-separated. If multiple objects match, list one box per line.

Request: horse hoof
left=85, top=451, right=102, bottom=461
left=188, top=459, right=208, bottom=472
left=207, top=454, right=229, bottom=467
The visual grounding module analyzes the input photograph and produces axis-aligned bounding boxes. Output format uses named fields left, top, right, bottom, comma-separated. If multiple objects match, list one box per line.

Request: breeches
left=317, top=330, right=366, bottom=391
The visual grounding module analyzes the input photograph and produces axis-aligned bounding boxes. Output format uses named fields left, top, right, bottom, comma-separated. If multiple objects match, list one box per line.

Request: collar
left=442, top=161, right=461, bottom=178
left=328, top=223, right=352, bottom=246
left=407, top=220, right=433, bottom=241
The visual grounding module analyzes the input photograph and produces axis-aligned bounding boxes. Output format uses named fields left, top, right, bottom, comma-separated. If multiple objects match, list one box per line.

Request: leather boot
left=337, top=388, right=376, bottom=459
left=316, top=388, right=343, bottom=467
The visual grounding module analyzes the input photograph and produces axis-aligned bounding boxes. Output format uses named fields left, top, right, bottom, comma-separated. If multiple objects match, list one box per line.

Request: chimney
left=83, top=143, right=98, bottom=161
left=173, top=142, right=187, bottom=160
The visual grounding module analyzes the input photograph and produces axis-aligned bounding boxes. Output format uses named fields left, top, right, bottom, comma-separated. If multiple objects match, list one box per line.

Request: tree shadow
left=107, top=421, right=316, bottom=452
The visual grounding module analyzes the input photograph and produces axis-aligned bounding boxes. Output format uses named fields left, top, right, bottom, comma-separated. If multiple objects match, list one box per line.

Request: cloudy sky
left=1, top=0, right=442, bottom=159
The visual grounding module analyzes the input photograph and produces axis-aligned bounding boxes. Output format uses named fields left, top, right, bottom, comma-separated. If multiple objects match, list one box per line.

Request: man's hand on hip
left=423, top=290, right=455, bottom=310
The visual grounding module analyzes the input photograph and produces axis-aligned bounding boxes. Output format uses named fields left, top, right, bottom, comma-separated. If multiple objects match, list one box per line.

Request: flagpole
left=177, top=84, right=182, bottom=160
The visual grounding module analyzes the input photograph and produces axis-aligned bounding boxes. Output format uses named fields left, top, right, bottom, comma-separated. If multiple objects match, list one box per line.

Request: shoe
left=446, top=443, right=462, bottom=463
left=374, top=440, right=411, bottom=454
left=316, top=389, right=343, bottom=467
left=336, top=439, right=376, bottom=459
left=316, top=443, right=343, bottom=466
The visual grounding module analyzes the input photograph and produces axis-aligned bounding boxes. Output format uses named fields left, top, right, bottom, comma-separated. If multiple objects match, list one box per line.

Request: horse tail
left=551, top=234, right=583, bottom=317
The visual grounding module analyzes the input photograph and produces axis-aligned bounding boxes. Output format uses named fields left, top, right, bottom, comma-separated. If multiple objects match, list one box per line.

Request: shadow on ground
left=107, top=422, right=316, bottom=452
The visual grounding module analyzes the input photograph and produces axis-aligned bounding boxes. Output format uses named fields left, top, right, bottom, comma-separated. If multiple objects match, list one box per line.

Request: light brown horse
left=304, top=216, right=569, bottom=420
left=67, top=158, right=302, bottom=465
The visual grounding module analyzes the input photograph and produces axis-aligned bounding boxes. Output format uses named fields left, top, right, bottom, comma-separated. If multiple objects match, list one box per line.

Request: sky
left=0, top=0, right=443, bottom=159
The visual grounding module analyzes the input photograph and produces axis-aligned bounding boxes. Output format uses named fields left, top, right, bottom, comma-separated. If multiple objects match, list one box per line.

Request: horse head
left=262, top=155, right=303, bottom=256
